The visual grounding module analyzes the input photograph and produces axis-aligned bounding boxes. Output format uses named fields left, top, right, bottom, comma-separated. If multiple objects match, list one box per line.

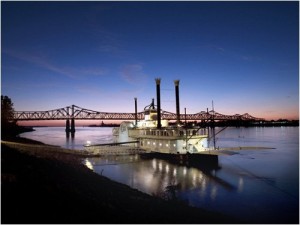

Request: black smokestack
left=134, top=97, right=137, bottom=126
left=155, top=78, right=162, bottom=129
left=174, top=80, right=180, bottom=125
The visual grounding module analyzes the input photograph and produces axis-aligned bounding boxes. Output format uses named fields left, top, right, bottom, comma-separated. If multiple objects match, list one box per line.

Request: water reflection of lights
left=199, top=173, right=203, bottom=181
left=183, top=167, right=187, bottom=176
left=150, top=159, right=212, bottom=191
left=201, top=179, right=206, bottom=190
left=212, top=170, right=216, bottom=176
left=158, top=161, right=163, bottom=171
left=210, top=186, right=218, bottom=200
left=152, top=159, right=157, bottom=170
left=192, top=172, right=197, bottom=187
left=85, top=159, right=94, bottom=170
left=90, top=156, right=225, bottom=204
left=238, top=177, right=244, bottom=192
left=149, top=159, right=217, bottom=192
left=165, top=164, right=169, bottom=173
left=143, top=173, right=154, bottom=186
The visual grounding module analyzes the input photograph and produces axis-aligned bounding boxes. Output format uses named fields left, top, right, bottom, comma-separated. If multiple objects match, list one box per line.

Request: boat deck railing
left=128, top=127, right=208, bottom=139
left=84, top=144, right=147, bottom=155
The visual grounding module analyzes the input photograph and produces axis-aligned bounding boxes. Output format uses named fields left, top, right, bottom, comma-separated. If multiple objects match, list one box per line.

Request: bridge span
left=14, top=105, right=263, bottom=121
left=14, top=105, right=264, bottom=133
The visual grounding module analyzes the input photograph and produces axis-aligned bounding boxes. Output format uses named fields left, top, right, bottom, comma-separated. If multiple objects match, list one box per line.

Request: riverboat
left=85, top=78, right=221, bottom=166
left=111, top=78, right=217, bottom=158
left=112, top=99, right=210, bottom=155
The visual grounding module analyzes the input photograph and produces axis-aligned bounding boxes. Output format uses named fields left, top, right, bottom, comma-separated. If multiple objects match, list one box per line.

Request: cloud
left=88, top=25, right=128, bottom=58
left=3, top=48, right=76, bottom=78
left=3, top=49, right=107, bottom=78
left=196, top=44, right=226, bottom=53
left=79, top=68, right=107, bottom=76
left=120, top=64, right=148, bottom=85
left=76, top=86, right=103, bottom=96
left=196, top=44, right=261, bottom=62
left=98, top=44, right=119, bottom=53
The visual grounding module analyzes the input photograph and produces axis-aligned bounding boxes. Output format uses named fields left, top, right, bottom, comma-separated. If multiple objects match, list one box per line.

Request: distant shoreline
left=20, top=121, right=299, bottom=128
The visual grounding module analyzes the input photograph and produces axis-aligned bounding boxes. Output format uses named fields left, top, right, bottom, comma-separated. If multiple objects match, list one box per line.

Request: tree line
left=1, top=95, right=34, bottom=138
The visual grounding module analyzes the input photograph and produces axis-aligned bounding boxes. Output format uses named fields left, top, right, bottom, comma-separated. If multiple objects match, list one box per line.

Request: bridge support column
left=66, top=119, right=70, bottom=138
left=71, top=118, right=75, bottom=133
left=66, top=119, right=70, bottom=133
left=65, top=118, right=75, bottom=135
left=69, top=105, right=75, bottom=134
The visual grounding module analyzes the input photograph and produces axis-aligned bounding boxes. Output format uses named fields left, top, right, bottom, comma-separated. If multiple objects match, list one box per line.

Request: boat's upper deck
left=128, top=127, right=208, bottom=140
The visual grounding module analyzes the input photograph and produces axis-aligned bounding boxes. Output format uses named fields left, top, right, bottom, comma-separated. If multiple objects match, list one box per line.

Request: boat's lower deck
left=137, top=136, right=208, bottom=154
left=114, top=123, right=210, bottom=154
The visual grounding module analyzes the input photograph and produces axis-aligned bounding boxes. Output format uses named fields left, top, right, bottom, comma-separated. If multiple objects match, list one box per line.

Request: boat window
left=151, top=114, right=157, bottom=120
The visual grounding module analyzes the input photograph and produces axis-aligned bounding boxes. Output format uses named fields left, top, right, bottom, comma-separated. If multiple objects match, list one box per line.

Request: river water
left=20, top=126, right=299, bottom=223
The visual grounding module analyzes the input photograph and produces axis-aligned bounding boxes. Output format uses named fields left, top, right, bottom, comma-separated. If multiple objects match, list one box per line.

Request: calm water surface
left=20, top=126, right=299, bottom=223
left=20, top=127, right=113, bottom=150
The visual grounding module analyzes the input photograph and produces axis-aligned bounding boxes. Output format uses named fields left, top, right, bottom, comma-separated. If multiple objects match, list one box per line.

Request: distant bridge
left=14, top=105, right=263, bottom=121
left=14, top=105, right=264, bottom=134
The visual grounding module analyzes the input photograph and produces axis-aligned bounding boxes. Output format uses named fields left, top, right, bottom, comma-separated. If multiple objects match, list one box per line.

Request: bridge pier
left=65, top=118, right=75, bottom=135
left=65, top=119, right=70, bottom=133
left=66, top=105, right=75, bottom=135
left=71, top=118, right=75, bottom=133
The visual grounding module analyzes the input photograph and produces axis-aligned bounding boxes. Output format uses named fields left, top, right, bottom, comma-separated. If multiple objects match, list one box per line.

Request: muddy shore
left=1, top=136, right=241, bottom=224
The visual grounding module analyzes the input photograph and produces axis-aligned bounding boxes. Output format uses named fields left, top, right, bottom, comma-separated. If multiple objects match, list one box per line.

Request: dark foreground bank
left=1, top=138, right=241, bottom=224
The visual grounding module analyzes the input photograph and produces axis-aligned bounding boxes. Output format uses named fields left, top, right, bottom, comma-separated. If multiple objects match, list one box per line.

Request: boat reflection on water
left=84, top=154, right=236, bottom=202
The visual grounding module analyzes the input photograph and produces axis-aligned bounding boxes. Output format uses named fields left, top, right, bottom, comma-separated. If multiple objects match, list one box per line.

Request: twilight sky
left=2, top=1, right=299, bottom=122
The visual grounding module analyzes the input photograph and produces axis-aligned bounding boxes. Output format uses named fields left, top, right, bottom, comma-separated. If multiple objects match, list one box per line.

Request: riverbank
left=1, top=136, right=241, bottom=224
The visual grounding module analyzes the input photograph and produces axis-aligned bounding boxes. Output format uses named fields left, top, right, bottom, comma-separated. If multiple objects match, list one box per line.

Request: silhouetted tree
left=1, top=95, right=15, bottom=123
left=1, top=95, right=17, bottom=135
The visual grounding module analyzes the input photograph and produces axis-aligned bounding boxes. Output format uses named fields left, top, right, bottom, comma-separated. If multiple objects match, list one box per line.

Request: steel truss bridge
left=14, top=105, right=264, bottom=121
